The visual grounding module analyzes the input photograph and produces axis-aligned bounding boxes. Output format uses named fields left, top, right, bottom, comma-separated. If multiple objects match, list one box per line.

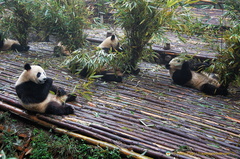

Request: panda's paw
left=64, top=105, right=74, bottom=114
left=66, top=94, right=77, bottom=102
left=182, top=62, right=190, bottom=70
left=46, top=78, right=53, bottom=84
left=57, top=88, right=67, bottom=96
left=218, top=85, right=229, bottom=96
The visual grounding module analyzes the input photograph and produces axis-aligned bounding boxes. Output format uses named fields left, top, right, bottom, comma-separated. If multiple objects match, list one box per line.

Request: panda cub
left=0, top=34, right=30, bottom=51
left=165, top=56, right=228, bottom=96
left=15, top=63, right=76, bottom=115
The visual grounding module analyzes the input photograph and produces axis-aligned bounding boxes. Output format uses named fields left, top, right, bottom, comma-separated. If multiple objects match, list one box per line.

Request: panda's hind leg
left=201, top=83, right=228, bottom=96
left=45, top=101, right=74, bottom=115
left=11, top=44, right=30, bottom=51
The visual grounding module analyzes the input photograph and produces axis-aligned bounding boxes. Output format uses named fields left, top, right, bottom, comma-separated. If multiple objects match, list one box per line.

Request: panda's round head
left=15, top=63, right=47, bottom=86
left=166, top=57, right=185, bottom=71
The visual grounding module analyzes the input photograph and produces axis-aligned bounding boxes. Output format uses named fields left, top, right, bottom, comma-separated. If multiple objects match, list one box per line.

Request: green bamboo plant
left=216, top=25, right=240, bottom=88
left=1, top=0, right=34, bottom=46
left=213, top=0, right=240, bottom=89
left=114, top=0, right=199, bottom=72
left=1, top=0, right=88, bottom=51
left=63, top=48, right=124, bottom=78
left=32, top=0, right=88, bottom=51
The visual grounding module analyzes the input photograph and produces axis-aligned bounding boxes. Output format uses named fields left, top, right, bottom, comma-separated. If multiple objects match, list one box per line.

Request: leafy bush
left=114, top=0, right=197, bottom=72
left=31, top=129, right=122, bottom=159
left=1, top=0, right=34, bottom=46
left=213, top=24, right=240, bottom=88
left=1, top=0, right=88, bottom=51
left=31, top=0, right=89, bottom=51
left=223, top=0, right=240, bottom=22
left=63, top=48, right=124, bottom=77
left=212, top=0, right=240, bottom=89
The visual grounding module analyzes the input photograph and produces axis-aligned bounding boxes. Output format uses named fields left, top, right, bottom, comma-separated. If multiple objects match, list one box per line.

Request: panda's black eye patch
left=37, top=72, right=41, bottom=78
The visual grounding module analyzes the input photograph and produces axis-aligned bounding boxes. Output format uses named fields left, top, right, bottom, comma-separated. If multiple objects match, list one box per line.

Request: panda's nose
left=43, top=78, right=47, bottom=82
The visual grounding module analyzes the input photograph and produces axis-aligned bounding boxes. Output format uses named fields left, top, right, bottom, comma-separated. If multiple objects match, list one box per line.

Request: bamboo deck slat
left=0, top=50, right=239, bottom=159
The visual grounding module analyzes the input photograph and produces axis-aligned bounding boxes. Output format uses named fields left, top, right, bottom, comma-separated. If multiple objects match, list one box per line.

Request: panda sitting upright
left=15, top=63, right=76, bottom=115
left=0, top=33, right=30, bottom=51
left=165, top=56, right=228, bottom=96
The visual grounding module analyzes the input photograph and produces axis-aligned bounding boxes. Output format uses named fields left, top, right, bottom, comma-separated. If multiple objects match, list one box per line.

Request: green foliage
left=0, top=113, right=122, bottom=159
left=1, top=0, right=34, bottom=46
left=209, top=1, right=240, bottom=88
left=0, top=112, right=18, bottom=158
left=214, top=24, right=240, bottom=88
left=0, top=129, right=18, bottom=157
left=63, top=48, right=128, bottom=99
left=1, top=0, right=88, bottom=51
left=114, top=0, right=198, bottom=71
left=63, top=48, right=124, bottom=77
left=223, top=0, right=240, bottom=23
left=31, top=0, right=88, bottom=51
left=30, top=129, right=121, bottom=159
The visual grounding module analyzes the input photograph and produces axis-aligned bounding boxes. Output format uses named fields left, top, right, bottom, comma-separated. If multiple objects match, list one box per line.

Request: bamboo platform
left=0, top=47, right=240, bottom=159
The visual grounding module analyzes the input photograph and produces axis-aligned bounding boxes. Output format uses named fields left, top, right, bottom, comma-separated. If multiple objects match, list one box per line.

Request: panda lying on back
left=15, top=63, right=76, bottom=115
left=165, top=56, right=228, bottom=96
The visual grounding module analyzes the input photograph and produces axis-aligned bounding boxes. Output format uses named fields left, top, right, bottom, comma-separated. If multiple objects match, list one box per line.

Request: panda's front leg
left=44, top=78, right=53, bottom=87
left=43, top=77, right=65, bottom=96
left=181, top=61, right=190, bottom=70
left=41, top=77, right=53, bottom=93
left=50, top=85, right=67, bottom=96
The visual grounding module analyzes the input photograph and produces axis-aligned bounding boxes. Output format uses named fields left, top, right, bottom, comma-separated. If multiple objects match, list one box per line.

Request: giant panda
left=165, top=56, right=228, bottom=96
left=15, top=63, right=76, bottom=115
left=0, top=36, right=30, bottom=52
left=98, top=34, right=123, bottom=53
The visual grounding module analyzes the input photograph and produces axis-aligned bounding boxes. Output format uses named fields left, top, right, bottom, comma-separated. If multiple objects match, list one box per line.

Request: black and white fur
left=98, top=34, right=122, bottom=53
left=0, top=38, right=30, bottom=52
left=15, top=63, right=75, bottom=115
left=165, top=57, right=228, bottom=96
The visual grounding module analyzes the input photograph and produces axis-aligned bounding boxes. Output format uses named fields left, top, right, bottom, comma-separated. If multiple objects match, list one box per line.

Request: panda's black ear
left=111, top=35, right=115, bottom=41
left=24, top=63, right=31, bottom=71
